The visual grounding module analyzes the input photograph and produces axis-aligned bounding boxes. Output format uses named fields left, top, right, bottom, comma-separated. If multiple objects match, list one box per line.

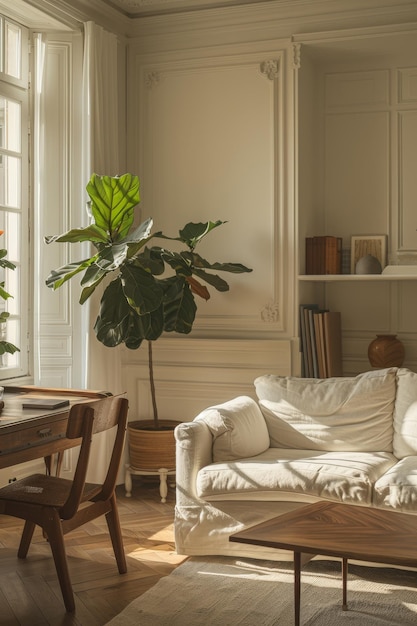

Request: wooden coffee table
left=230, top=501, right=417, bottom=625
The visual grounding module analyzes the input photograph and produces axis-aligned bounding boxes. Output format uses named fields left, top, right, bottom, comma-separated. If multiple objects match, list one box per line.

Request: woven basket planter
left=127, top=420, right=181, bottom=471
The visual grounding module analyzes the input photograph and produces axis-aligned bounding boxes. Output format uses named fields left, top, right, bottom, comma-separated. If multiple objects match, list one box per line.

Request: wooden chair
left=0, top=394, right=129, bottom=612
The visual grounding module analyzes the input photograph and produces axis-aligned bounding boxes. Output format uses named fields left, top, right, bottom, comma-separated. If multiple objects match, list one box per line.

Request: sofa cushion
left=393, top=368, right=417, bottom=458
left=374, top=456, right=417, bottom=512
left=254, top=369, right=396, bottom=452
left=195, top=396, right=270, bottom=462
left=196, top=449, right=397, bottom=505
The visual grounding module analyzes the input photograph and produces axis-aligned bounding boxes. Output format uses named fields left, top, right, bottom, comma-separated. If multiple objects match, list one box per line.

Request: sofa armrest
left=175, top=421, right=213, bottom=506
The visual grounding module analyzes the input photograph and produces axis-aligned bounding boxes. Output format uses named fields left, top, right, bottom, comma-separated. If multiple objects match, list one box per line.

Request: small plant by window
left=0, top=232, right=19, bottom=357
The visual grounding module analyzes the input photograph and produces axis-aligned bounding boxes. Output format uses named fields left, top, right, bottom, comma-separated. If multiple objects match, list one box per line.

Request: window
left=0, top=15, right=29, bottom=379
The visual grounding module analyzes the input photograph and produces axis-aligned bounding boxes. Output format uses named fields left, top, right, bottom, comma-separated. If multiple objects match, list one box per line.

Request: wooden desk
left=0, top=386, right=110, bottom=470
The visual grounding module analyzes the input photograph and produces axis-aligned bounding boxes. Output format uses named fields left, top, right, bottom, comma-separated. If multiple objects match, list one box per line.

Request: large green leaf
left=80, top=263, right=108, bottom=288
left=0, top=249, right=16, bottom=270
left=94, top=278, right=164, bottom=348
left=80, top=279, right=105, bottom=304
left=191, top=268, right=230, bottom=292
left=182, top=251, right=252, bottom=274
left=178, top=221, right=225, bottom=249
left=123, top=218, right=154, bottom=245
left=120, top=264, right=163, bottom=315
left=94, top=279, right=136, bottom=347
left=157, top=250, right=193, bottom=277
left=86, top=173, right=140, bottom=239
left=161, top=277, right=197, bottom=333
left=0, top=284, right=12, bottom=300
left=45, top=257, right=98, bottom=290
left=156, top=221, right=225, bottom=250
left=134, top=247, right=165, bottom=275
left=44, top=224, right=109, bottom=245
left=0, top=340, right=20, bottom=355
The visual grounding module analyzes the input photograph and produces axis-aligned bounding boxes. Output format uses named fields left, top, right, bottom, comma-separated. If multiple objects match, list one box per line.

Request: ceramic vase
left=368, top=334, right=405, bottom=368
left=355, top=254, right=382, bottom=274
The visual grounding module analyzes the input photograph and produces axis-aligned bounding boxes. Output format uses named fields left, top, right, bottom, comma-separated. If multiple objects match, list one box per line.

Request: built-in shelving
left=299, top=274, right=417, bottom=282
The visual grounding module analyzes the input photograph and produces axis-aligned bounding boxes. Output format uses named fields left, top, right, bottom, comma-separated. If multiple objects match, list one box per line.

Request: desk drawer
left=0, top=418, right=67, bottom=455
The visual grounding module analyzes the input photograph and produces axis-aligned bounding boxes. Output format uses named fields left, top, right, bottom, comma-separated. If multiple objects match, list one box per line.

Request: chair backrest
left=61, top=395, right=129, bottom=519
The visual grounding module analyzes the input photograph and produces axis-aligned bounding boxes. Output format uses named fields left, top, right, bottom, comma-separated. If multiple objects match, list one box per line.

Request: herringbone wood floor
left=0, top=479, right=187, bottom=625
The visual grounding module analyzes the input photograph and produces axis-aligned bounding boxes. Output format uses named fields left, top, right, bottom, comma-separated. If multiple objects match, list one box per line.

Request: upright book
left=323, top=311, right=343, bottom=377
left=299, top=304, right=319, bottom=377
left=305, top=236, right=342, bottom=275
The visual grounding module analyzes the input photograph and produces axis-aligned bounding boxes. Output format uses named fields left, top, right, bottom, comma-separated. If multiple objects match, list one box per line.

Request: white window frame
left=0, top=15, right=31, bottom=381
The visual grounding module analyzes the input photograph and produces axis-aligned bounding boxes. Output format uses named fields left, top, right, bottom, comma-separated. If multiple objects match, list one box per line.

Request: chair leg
left=105, top=494, right=127, bottom=574
left=45, top=512, right=75, bottom=612
left=18, top=521, right=36, bottom=558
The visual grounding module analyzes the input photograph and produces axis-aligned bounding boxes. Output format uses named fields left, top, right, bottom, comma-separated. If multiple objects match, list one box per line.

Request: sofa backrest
left=254, top=368, right=397, bottom=453
left=393, top=368, right=417, bottom=458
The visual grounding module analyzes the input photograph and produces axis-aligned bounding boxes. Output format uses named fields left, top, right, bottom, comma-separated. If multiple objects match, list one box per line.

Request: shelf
left=299, top=274, right=417, bottom=282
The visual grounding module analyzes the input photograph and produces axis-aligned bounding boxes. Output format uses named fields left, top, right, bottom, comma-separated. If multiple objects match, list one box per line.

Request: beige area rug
left=106, top=556, right=417, bottom=625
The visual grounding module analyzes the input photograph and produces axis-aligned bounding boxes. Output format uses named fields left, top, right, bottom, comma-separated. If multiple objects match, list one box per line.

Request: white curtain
left=82, top=22, right=125, bottom=481
left=32, top=33, right=48, bottom=386
left=82, top=20, right=123, bottom=395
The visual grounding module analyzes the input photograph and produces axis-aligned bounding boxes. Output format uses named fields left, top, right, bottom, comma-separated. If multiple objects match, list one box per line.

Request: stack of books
left=299, top=305, right=343, bottom=377
left=305, top=236, right=342, bottom=274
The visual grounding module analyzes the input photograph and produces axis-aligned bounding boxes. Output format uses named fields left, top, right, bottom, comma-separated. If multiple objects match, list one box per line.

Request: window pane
left=5, top=265, right=19, bottom=315
left=0, top=155, right=21, bottom=207
left=1, top=211, right=19, bottom=260
left=0, top=318, right=20, bottom=368
left=0, top=97, right=21, bottom=151
left=5, top=21, right=21, bottom=79
left=0, top=13, right=27, bottom=380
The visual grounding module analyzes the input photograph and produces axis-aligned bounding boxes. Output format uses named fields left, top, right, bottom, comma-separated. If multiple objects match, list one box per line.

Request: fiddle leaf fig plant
left=45, top=173, right=252, bottom=427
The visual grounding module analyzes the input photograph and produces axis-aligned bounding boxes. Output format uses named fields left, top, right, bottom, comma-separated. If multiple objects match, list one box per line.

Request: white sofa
left=174, top=367, right=417, bottom=560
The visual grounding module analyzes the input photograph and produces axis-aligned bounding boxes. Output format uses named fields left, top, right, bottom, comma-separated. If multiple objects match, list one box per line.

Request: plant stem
left=148, top=340, right=159, bottom=429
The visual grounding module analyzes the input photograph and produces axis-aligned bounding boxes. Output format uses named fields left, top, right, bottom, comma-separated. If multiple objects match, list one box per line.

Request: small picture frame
left=350, top=235, right=387, bottom=274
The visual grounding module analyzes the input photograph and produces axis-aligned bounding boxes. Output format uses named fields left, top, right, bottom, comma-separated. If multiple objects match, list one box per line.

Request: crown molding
left=128, top=0, right=417, bottom=37
left=0, top=0, right=131, bottom=36
left=2, top=1, right=417, bottom=45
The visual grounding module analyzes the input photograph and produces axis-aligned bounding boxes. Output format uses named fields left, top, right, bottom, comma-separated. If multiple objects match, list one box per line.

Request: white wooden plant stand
left=125, top=464, right=176, bottom=503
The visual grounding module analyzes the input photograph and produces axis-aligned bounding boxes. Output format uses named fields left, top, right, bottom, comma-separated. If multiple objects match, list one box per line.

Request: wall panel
left=125, top=42, right=295, bottom=415
left=122, top=337, right=291, bottom=424
left=135, top=51, right=287, bottom=334
left=398, top=110, right=417, bottom=251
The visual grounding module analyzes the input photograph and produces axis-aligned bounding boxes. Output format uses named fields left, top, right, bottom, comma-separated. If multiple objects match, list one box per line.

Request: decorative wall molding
left=134, top=50, right=287, bottom=334
left=325, top=70, right=389, bottom=111
left=398, top=109, right=417, bottom=251
left=122, top=337, right=292, bottom=423
left=261, top=301, right=280, bottom=323
left=260, top=59, right=279, bottom=80
left=292, top=42, right=301, bottom=69
left=398, top=67, right=417, bottom=104
left=145, top=70, right=160, bottom=87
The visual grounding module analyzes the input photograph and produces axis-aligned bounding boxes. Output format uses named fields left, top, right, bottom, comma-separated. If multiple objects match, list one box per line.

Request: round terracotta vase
left=368, top=334, right=405, bottom=368
left=127, top=420, right=181, bottom=471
